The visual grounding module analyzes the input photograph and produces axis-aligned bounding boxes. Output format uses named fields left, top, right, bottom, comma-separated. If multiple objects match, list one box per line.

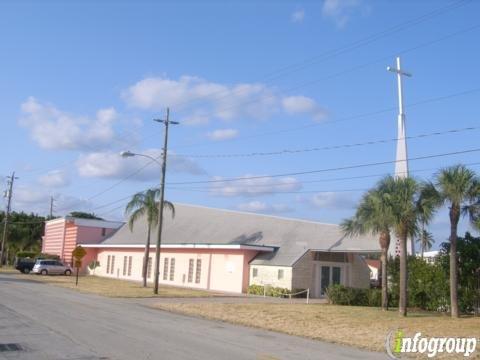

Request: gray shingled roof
left=98, top=203, right=380, bottom=266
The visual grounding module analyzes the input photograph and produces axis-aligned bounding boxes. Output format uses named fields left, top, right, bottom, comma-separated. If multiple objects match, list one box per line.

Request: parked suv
left=32, top=259, right=72, bottom=276
left=14, top=257, right=36, bottom=274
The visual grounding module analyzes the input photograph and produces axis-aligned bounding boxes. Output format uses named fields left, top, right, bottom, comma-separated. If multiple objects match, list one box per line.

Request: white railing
left=282, top=288, right=310, bottom=304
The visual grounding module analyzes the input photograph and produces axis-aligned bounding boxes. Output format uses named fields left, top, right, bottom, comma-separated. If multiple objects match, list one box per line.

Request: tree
left=0, top=211, right=45, bottom=264
left=342, top=187, right=394, bottom=311
left=416, top=230, right=434, bottom=258
left=415, top=181, right=441, bottom=259
left=376, top=176, right=435, bottom=317
left=125, top=189, right=175, bottom=287
left=433, top=165, right=480, bottom=318
left=439, top=232, right=480, bottom=313
left=69, top=212, right=104, bottom=220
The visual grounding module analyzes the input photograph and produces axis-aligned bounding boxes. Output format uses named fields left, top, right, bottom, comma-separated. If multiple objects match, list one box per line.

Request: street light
left=120, top=151, right=162, bottom=165
left=120, top=108, right=178, bottom=295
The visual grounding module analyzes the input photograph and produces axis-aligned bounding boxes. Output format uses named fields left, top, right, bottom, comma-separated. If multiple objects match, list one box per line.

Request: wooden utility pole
left=153, top=108, right=179, bottom=295
left=0, top=172, right=17, bottom=267
left=49, top=196, right=54, bottom=219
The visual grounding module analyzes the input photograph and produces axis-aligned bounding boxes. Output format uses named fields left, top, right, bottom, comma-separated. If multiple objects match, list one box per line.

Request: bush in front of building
left=388, top=256, right=449, bottom=312
left=248, top=284, right=292, bottom=297
left=37, top=253, right=61, bottom=260
left=326, top=285, right=381, bottom=307
left=88, top=260, right=100, bottom=270
left=15, top=251, right=37, bottom=259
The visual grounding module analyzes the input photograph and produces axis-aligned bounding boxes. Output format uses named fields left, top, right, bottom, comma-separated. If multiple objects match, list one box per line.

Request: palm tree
left=415, top=181, right=441, bottom=259
left=416, top=230, right=434, bottom=258
left=377, top=176, right=436, bottom=317
left=125, top=189, right=175, bottom=287
left=342, top=187, right=394, bottom=311
left=433, top=164, right=480, bottom=318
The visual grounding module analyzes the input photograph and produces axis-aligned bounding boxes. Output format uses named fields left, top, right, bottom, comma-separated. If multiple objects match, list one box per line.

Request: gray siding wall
left=348, top=254, right=370, bottom=289
left=292, top=251, right=313, bottom=290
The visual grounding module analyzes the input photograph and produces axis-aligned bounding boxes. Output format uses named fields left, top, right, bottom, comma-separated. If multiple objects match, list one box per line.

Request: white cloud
left=291, top=9, right=305, bottom=23
left=122, top=75, right=326, bottom=124
left=237, top=201, right=292, bottom=214
left=282, top=96, right=327, bottom=121
left=309, top=192, right=358, bottom=210
left=38, top=170, right=70, bottom=188
left=76, top=149, right=205, bottom=180
left=210, top=176, right=302, bottom=197
left=207, top=129, right=239, bottom=141
left=11, top=186, right=91, bottom=216
left=19, top=97, right=119, bottom=150
left=322, top=0, right=364, bottom=28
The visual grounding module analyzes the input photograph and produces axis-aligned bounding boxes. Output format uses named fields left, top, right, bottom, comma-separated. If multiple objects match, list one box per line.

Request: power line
left=176, top=125, right=479, bottom=159
left=167, top=148, right=480, bottom=186
left=91, top=161, right=480, bottom=216
left=86, top=155, right=162, bottom=201
left=168, top=0, right=471, bottom=113
left=173, top=86, right=480, bottom=150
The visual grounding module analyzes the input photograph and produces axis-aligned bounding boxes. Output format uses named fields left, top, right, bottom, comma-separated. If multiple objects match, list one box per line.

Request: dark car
left=14, top=257, right=36, bottom=274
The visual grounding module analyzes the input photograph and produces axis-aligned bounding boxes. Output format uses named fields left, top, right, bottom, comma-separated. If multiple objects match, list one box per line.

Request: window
left=106, top=255, right=111, bottom=274
left=278, top=269, right=284, bottom=280
left=169, top=258, right=175, bottom=281
left=123, top=256, right=127, bottom=276
left=188, top=259, right=194, bottom=283
left=127, top=256, right=132, bottom=276
left=110, top=256, right=115, bottom=274
left=101, top=228, right=106, bottom=236
left=332, top=267, right=341, bottom=285
left=163, top=258, right=169, bottom=280
left=195, top=259, right=201, bottom=284
left=147, top=257, right=152, bottom=279
left=252, top=268, right=258, bottom=278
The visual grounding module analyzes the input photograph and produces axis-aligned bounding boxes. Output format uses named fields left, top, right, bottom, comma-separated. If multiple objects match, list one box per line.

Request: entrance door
left=313, top=264, right=343, bottom=297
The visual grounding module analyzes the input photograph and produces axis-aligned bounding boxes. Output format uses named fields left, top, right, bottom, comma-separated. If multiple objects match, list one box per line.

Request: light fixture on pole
left=152, top=108, right=178, bottom=294
left=121, top=108, right=178, bottom=295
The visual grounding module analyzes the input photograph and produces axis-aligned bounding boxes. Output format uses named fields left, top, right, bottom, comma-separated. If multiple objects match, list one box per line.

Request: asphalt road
left=0, top=273, right=386, bottom=360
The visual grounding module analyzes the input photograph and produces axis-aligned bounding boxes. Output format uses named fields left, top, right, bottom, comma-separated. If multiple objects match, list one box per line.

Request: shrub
left=326, top=285, right=382, bottom=306
left=16, top=251, right=37, bottom=259
left=88, top=260, right=100, bottom=270
left=247, top=284, right=291, bottom=297
left=37, top=253, right=60, bottom=260
left=388, top=256, right=449, bottom=311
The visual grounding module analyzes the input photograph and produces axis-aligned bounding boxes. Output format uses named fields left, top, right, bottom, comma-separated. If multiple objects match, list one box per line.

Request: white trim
left=80, top=243, right=275, bottom=252
left=45, top=217, right=124, bottom=229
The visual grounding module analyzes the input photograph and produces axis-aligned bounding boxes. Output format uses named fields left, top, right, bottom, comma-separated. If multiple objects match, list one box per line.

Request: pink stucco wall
left=42, top=219, right=118, bottom=265
left=89, top=247, right=261, bottom=294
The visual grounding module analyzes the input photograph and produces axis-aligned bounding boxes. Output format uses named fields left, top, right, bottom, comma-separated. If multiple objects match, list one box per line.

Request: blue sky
left=1, top=0, right=479, bottom=249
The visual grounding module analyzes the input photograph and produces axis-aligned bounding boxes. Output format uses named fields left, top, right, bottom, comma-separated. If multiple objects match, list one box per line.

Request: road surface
left=0, top=273, right=385, bottom=360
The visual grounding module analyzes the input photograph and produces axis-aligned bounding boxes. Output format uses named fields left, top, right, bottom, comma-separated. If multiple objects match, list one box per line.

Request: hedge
left=248, top=284, right=307, bottom=298
left=326, top=285, right=382, bottom=307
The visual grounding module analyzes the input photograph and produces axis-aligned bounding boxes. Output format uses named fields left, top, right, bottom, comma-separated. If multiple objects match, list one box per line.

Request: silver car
left=32, top=259, right=72, bottom=276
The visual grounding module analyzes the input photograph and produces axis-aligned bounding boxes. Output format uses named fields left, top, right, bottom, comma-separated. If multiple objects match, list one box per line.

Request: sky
left=1, top=0, right=480, bottom=250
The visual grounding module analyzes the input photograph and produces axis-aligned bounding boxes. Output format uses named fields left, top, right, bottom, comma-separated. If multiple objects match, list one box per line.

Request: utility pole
left=0, top=172, right=17, bottom=267
left=153, top=108, right=179, bottom=294
left=387, top=57, right=414, bottom=256
left=49, top=196, right=55, bottom=219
